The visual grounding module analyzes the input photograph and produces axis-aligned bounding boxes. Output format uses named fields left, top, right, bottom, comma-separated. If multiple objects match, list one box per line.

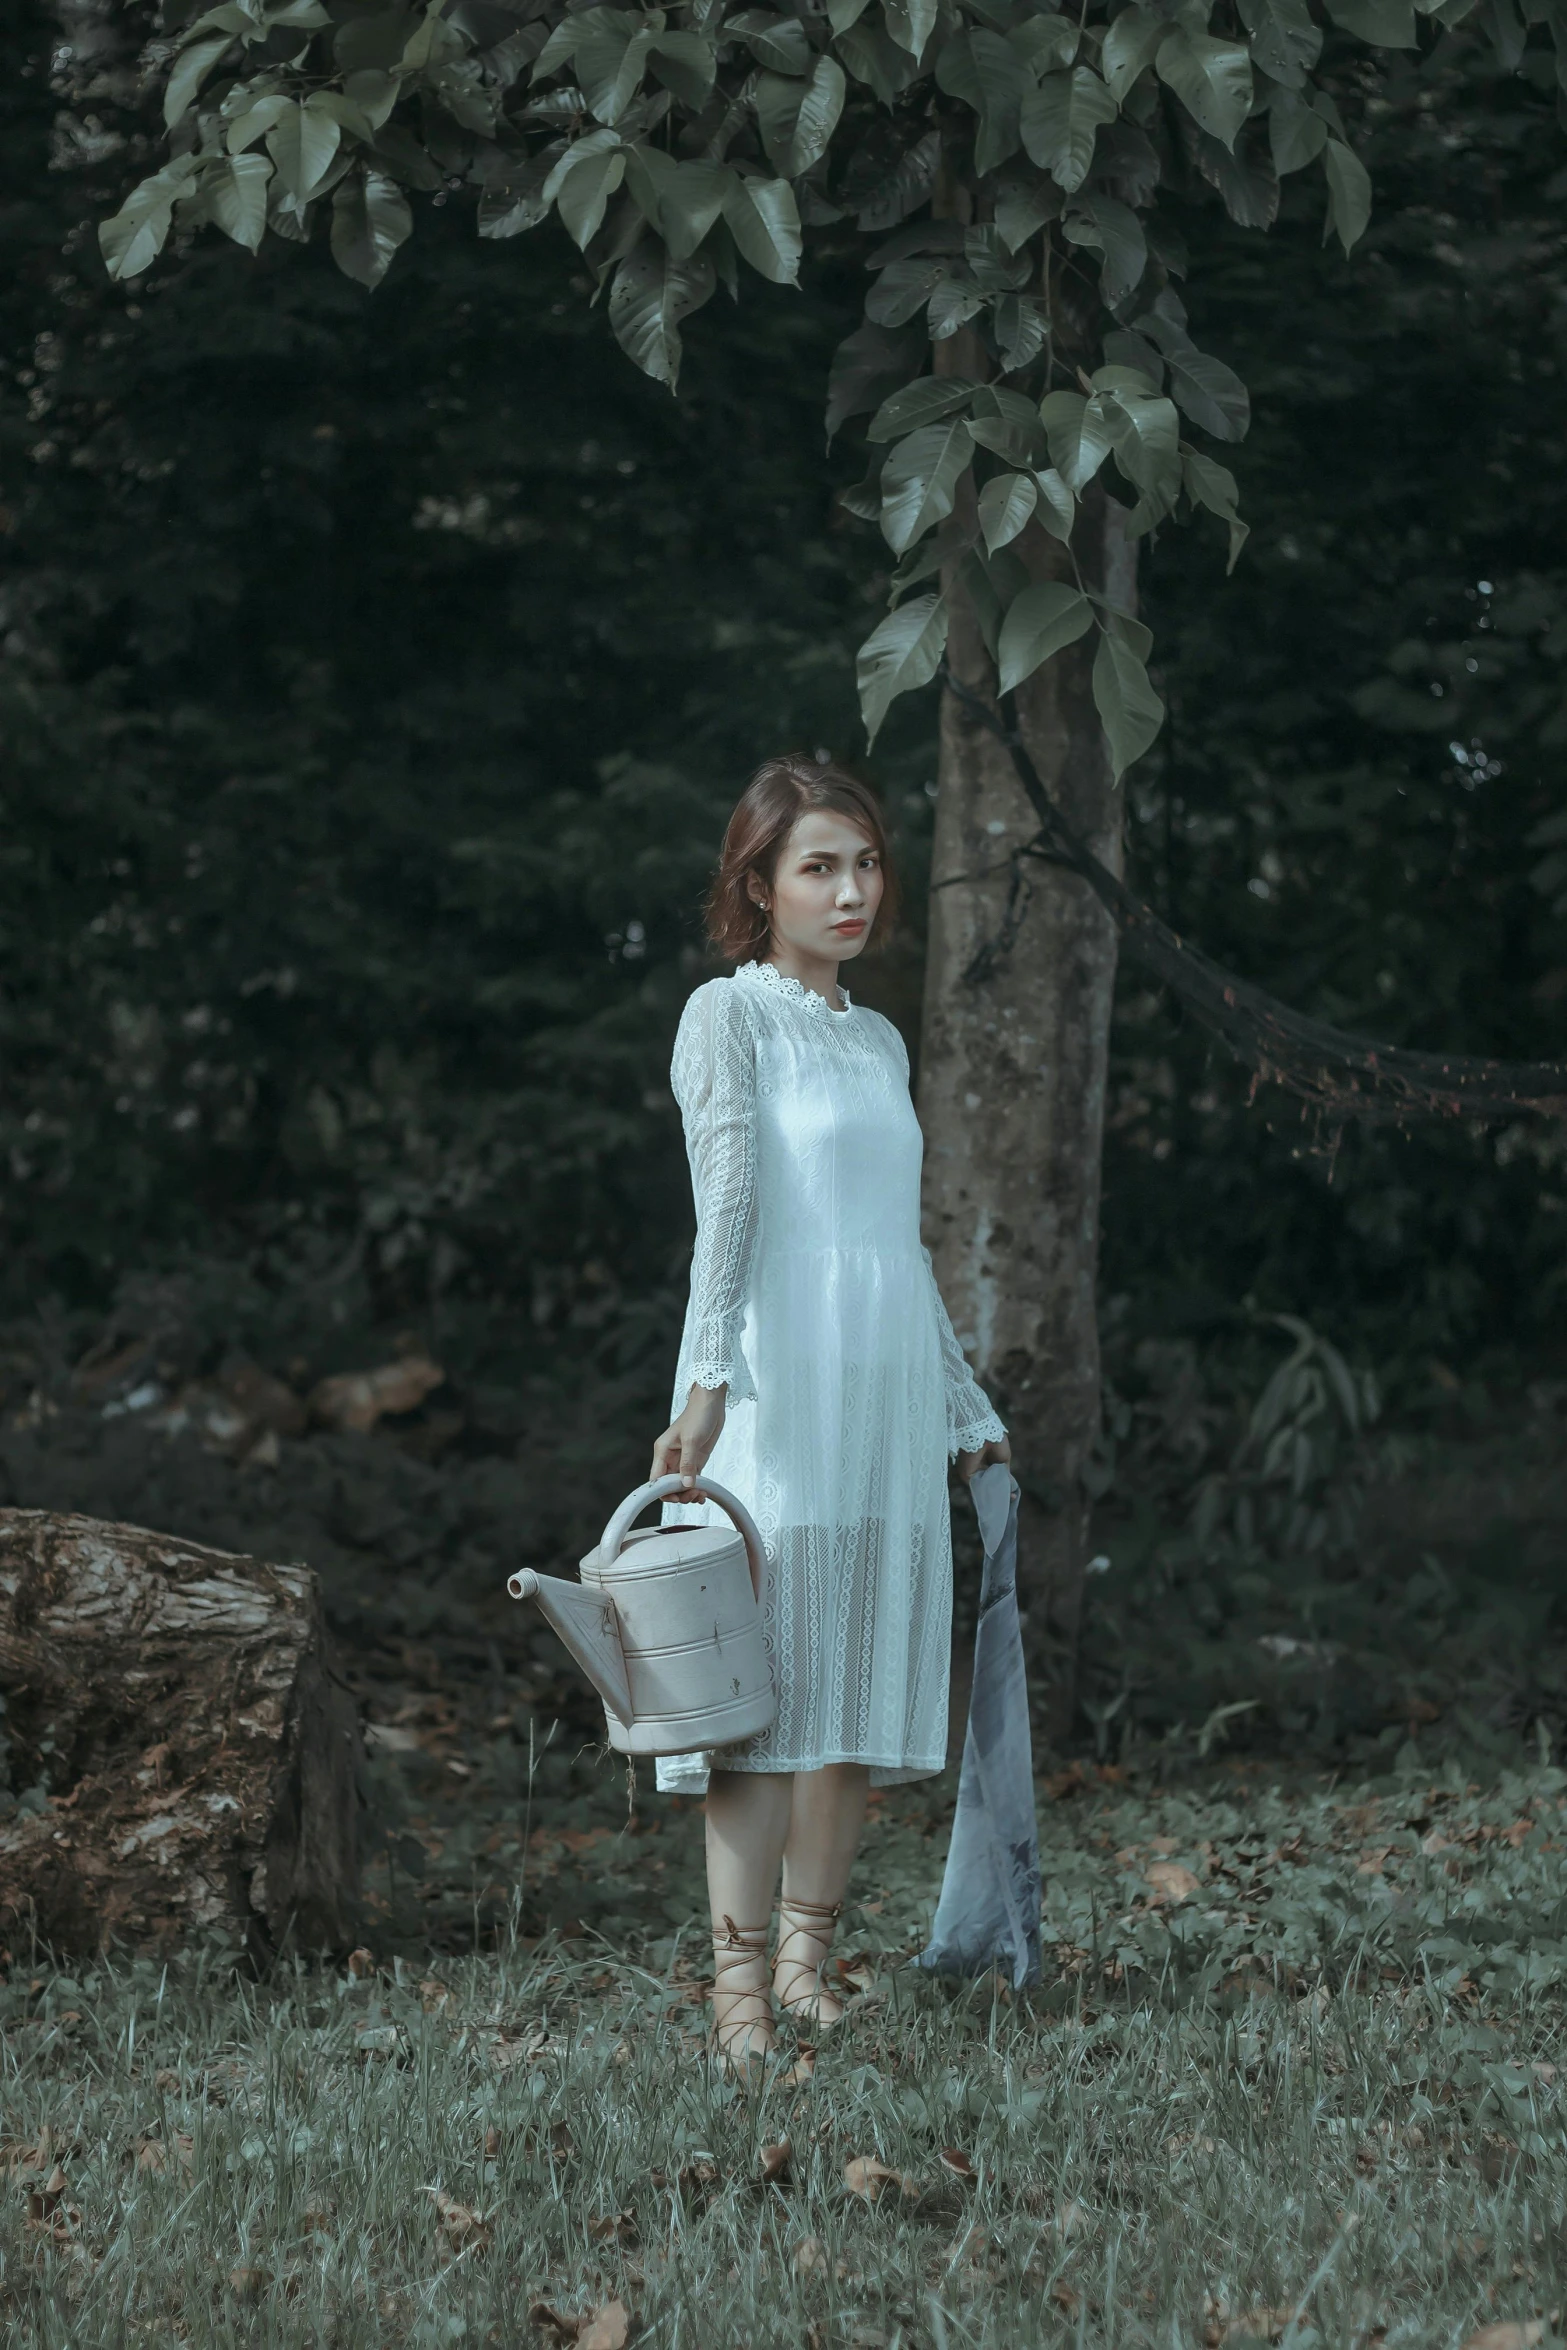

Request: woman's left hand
left=956, top=1434, right=1011, bottom=1484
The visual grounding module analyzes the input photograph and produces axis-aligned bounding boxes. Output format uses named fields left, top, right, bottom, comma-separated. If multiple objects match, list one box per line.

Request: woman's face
left=753, top=808, right=885, bottom=965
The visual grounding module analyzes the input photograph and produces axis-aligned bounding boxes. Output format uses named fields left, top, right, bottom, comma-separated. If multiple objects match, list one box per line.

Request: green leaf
left=879, top=418, right=975, bottom=553
left=1268, top=85, right=1329, bottom=172
left=607, top=240, right=717, bottom=386
left=1041, top=389, right=1113, bottom=492
left=844, top=125, right=941, bottom=230
left=1155, top=27, right=1253, bottom=149
left=1198, top=127, right=1279, bottom=230
left=723, top=174, right=802, bottom=284
left=969, top=384, right=1049, bottom=467
left=927, top=275, right=987, bottom=341
left=648, top=30, right=717, bottom=107
left=836, top=15, right=921, bottom=100
left=329, top=166, right=412, bottom=286
left=1020, top=66, right=1118, bottom=194
left=730, top=7, right=814, bottom=71
left=1012, top=11, right=1080, bottom=72
left=1237, top=0, right=1323, bottom=86
left=98, top=157, right=198, bottom=281
left=978, top=470, right=1038, bottom=553
left=990, top=293, right=1050, bottom=372
left=204, top=151, right=272, bottom=250
left=1061, top=193, right=1146, bottom=307
left=1100, top=4, right=1170, bottom=100
left=1092, top=618, right=1164, bottom=778
left=829, top=0, right=872, bottom=26
left=992, top=165, right=1063, bottom=252
left=857, top=590, right=948, bottom=745
left=574, top=9, right=655, bottom=123
left=1033, top=466, right=1075, bottom=541
left=1183, top=448, right=1249, bottom=571
left=868, top=376, right=977, bottom=443
left=865, top=250, right=949, bottom=327
left=625, top=150, right=731, bottom=260
left=477, top=147, right=563, bottom=238
left=531, top=16, right=582, bottom=77
left=1167, top=344, right=1248, bottom=442
left=1098, top=380, right=1181, bottom=502
left=1325, top=0, right=1419, bottom=40
left=997, top=581, right=1093, bottom=695
left=884, top=0, right=940, bottom=58
left=164, top=33, right=235, bottom=128
left=788, top=52, right=846, bottom=174
left=825, top=318, right=924, bottom=440
left=266, top=98, right=342, bottom=202
left=545, top=136, right=627, bottom=249
left=755, top=54, right=845, bottom=175
left=1322, top=136, right=1371, bottom=252
left=969, top=27, right=1028, bottom=174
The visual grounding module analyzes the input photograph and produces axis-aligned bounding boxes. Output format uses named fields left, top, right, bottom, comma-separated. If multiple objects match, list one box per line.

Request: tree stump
left=0, top=1509, right=360, bottom=1953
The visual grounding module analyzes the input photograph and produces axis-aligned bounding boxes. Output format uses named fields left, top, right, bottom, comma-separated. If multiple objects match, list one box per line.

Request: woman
left=649, top=753, right=1011, bottom=2063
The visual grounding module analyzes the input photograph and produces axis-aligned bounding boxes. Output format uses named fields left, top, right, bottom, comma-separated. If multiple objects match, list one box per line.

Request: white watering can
left=506, top=1474, right=776, bottom=1758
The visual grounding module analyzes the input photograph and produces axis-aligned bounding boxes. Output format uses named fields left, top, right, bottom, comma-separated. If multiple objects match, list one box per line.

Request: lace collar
left=738, top=959, right=852, bottom=1016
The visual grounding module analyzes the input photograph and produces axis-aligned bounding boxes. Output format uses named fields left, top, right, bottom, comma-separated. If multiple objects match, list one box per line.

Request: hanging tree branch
left=938, top=661, right=1567, bottom=1131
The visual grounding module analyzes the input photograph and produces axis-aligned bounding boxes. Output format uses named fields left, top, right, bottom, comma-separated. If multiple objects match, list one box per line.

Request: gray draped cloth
left=917, top=1465, right=1042, bottom=1989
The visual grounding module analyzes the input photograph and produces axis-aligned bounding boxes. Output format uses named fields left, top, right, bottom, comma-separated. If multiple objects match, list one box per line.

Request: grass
left=4, top=1747, right=1567, bottom=2347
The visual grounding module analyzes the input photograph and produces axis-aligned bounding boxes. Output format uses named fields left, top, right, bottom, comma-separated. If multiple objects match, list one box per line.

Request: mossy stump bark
left=0, top=1509, right=359, bottom=1954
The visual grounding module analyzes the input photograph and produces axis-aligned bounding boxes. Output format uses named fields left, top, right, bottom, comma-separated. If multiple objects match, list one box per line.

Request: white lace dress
left=655, top=957, right=1006, bottom=1795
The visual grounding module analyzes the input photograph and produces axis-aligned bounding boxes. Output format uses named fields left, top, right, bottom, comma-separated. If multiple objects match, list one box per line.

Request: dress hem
left=655, top=1749, right=947, bottom=1793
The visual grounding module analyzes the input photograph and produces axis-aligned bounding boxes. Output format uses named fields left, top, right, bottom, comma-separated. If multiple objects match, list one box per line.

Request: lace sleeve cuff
left=679, top=1325, right=757, bottom=1408
left=950, top=1404, right=1007, bottom=1459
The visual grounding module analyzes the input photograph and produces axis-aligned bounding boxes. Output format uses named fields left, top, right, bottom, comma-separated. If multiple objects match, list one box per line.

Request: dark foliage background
left=1, top=5, right=1565, bottom=1765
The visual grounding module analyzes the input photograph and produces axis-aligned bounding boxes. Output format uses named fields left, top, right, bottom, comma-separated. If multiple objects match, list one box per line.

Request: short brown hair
left=704, top=754, right=899, bottom=964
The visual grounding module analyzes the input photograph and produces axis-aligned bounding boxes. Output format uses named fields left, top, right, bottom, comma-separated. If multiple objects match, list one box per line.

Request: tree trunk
left=0, top=1510, right=360, bottom=1954
left=919, top=484, right=1134, bottom=1747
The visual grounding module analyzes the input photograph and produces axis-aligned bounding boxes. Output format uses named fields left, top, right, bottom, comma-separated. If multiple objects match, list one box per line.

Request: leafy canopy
left=105, top=0, right=1558, bottom=762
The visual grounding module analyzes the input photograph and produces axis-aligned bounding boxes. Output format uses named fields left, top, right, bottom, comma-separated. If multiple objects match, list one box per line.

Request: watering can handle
left=597, top=1474, right=767, bottom=1604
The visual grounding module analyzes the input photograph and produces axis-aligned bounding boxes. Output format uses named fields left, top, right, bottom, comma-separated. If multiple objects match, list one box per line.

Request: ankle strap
left=712, top=1915, right=770, bottom=1973
left=777, top=1895, right=843, bottom=1925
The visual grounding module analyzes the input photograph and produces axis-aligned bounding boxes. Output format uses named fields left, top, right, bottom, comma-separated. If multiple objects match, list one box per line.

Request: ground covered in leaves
left=4, top=1751, right=1567, bottom=2347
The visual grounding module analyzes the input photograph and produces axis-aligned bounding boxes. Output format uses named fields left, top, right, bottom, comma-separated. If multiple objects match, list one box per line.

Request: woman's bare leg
left=704, top=1768, right=793, bottom=2062
left=774, top=1762, right=870, bottom=2026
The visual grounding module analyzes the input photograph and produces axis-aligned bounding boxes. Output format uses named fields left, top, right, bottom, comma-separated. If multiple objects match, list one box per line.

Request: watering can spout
left=507, top=1567, right=634, bottom=1728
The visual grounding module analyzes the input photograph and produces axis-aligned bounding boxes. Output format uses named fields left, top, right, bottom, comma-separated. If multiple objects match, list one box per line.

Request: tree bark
left=0, top=1510, right=360, bottom=1954
left=919, top=484, right=1134, bottom=1747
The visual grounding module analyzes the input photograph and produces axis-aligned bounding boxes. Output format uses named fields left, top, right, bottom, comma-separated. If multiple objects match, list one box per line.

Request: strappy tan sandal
left=710, top=1915, right=776, bottom=2067
left=772, top=1893, right=845, bottom=2029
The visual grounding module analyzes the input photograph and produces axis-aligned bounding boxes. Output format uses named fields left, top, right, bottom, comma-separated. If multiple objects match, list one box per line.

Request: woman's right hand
left=649, top=1383, right=727, bottom=1494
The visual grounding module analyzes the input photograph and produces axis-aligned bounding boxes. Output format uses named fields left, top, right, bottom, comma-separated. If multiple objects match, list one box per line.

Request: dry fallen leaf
left=1215, top=2308, right=1303, bottom=2345
left=310, top=1353, right=444, bottom=1433
left=1055, top=2198, right=1088, bottom=2238
left=419, top=1977, right=452, bottom=2013
left=577, top=2302, right=631, bottom=2350
left=228, top=2266, right=268, bottom=2301
left=782, top=2051, right=816, bottom=2087
left=759, top=2140, right=792, bottom=2184
left=25, top=2163, right=76, bottom=2229
left=484, top=2126, right=502, bottom=2159
left=1460, top=2327, right=1545, bottom=2350
left=345, top=1947, right=376, bottom=1979
left=1145, top=1860, right=1201, bottom=1905
left=843, top=2155, right=918, bottom=2203
left=793, top=2236, right=829, bottom=2274
left=939, top=2148, right=977, bottom=2183
left=424, top=2187, right=491, bottom=2254
left=529, top=2304, right=583, bottom=2342
left=587, top=2209, right=637, bottom=2244
left=1052, top=2281, right=1080, bottom=2318
left=133, top=2134, right=194, bottom=2176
